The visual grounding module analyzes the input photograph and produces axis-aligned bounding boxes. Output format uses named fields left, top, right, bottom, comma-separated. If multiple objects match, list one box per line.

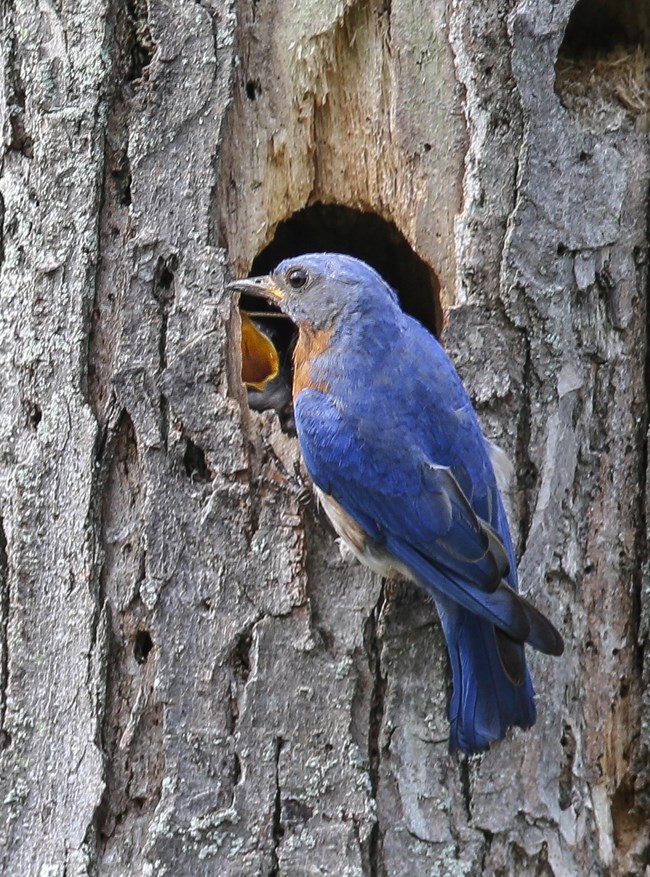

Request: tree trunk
left=1, top=0, right=648, bottom=875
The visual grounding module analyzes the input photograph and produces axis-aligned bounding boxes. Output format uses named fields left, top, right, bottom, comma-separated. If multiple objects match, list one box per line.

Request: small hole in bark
left=155, top=254, right=178, bottom=295
left=158, top=266, right=174, bottom=289
left=27, top=403, right=42, bottom=431
left=230, top=632, right=252, bottom=683
left=559, top=720, right=577, bottom=810
left=111, top=150, right=132, bottom=207
left=1, top=731, right=11, bottom=750
left=184, top=439, right=213, bottom=483
left=246, top=80, right=261, bottom=100
left=423, top=142, right=432, bottom=152
left=134, top=630, right=153, bottom=664
left=232, top=752, right=241, bottom=784
left=9, top=115, right=33, bottom=157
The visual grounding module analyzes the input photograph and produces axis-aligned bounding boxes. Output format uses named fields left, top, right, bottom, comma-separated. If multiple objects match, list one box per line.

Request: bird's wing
left=295, top=389, right=563, bottom=657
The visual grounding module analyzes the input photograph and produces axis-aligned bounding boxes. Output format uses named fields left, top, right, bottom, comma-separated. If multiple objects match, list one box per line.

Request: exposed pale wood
left=219, top=0, right=465, bottom=308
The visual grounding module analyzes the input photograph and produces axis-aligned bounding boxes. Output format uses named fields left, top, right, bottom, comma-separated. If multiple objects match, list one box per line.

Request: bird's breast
left=293, top=323, right=333, bottom=396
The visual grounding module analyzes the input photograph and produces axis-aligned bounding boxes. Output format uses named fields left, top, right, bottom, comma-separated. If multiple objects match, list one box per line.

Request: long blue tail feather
left=434, top=593, right=536, bottom=753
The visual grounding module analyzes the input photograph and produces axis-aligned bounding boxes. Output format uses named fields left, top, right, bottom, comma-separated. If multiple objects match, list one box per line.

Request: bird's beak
left=240, top=312, right=280, bottom=390
left=226, top=275, right=285, bottom=302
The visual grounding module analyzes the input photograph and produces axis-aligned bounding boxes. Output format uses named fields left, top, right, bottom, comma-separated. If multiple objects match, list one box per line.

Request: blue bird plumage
left=229, top=253, right=564, bottom=753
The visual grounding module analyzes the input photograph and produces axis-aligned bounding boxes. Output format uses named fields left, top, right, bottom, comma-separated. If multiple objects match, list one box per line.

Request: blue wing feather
left=296, top=390, right=519, bottom=606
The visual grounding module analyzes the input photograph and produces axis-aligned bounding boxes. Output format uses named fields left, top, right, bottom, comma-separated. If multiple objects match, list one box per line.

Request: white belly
left=314, top=487, right=412, bottom=580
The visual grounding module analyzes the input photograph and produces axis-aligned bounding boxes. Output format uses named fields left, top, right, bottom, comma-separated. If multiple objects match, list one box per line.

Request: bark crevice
left=365, top=584, right=387, bottom=877
left=0, top=520, right=9, bottom=751
left=269, top=735, right=285, bottom=877
left=516, top=328, right=537, bottom=555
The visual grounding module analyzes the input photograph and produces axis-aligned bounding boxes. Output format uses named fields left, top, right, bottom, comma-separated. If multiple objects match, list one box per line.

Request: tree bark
left=0, top=1, right=648, bottom=875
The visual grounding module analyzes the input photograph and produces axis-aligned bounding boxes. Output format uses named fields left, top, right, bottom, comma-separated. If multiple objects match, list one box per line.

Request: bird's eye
left=287, top=267, right=308, bottom=289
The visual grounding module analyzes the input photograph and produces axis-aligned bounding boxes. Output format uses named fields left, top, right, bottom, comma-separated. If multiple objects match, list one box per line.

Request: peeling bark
left=0, top=0, right=648, bottom=875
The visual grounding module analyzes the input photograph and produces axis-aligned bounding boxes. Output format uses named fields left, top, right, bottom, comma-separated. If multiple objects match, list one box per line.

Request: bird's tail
left=434, top=593, right=536, bottom=754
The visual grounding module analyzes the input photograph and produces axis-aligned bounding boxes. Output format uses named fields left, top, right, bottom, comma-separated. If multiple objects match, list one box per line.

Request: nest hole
left=183, top=438, right=213, bottom=483
left=555, top=0, right=650, bottom=131
left=133, top=629, right=153, bottom=664
left=240, top=203, right=441, bottom=420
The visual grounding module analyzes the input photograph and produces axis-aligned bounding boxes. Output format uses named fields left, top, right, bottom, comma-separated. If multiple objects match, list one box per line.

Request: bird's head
left=227, top=253, right=398, bottom=332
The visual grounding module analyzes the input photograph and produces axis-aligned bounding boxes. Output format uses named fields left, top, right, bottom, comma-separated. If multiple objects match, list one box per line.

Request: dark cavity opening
left=239, top=203, right=442, bottom=420
left=555, top=0, right=650, bottom=128
left=184, top=438, right=213, bottom=483
left=561, top=0, right=649, bottom=57
left=249, top=204, right=441, bottom=335
left=246, top=80, right=261, bottom=101
left=134, top=630, right=153, bottom=664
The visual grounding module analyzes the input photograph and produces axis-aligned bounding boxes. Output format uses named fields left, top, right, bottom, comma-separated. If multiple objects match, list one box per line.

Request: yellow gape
left=240, top=312, right=280, bottom=390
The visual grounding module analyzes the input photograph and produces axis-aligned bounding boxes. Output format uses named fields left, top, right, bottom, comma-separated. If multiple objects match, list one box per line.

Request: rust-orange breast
left=292, top=323, right=332, bottom=396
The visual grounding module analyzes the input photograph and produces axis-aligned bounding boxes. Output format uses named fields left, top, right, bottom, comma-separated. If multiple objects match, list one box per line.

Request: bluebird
left=228, top=254, right=563, bottom=753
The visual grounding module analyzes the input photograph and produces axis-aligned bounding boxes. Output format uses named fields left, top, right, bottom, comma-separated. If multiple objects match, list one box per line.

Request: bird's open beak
left=226, top=275, right=285, bottom=302
left=240, top=312, right=280, bottom=390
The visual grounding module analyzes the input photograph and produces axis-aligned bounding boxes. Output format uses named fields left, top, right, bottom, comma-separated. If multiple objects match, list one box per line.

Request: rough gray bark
left=0, top=1, right=648, bottom=876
